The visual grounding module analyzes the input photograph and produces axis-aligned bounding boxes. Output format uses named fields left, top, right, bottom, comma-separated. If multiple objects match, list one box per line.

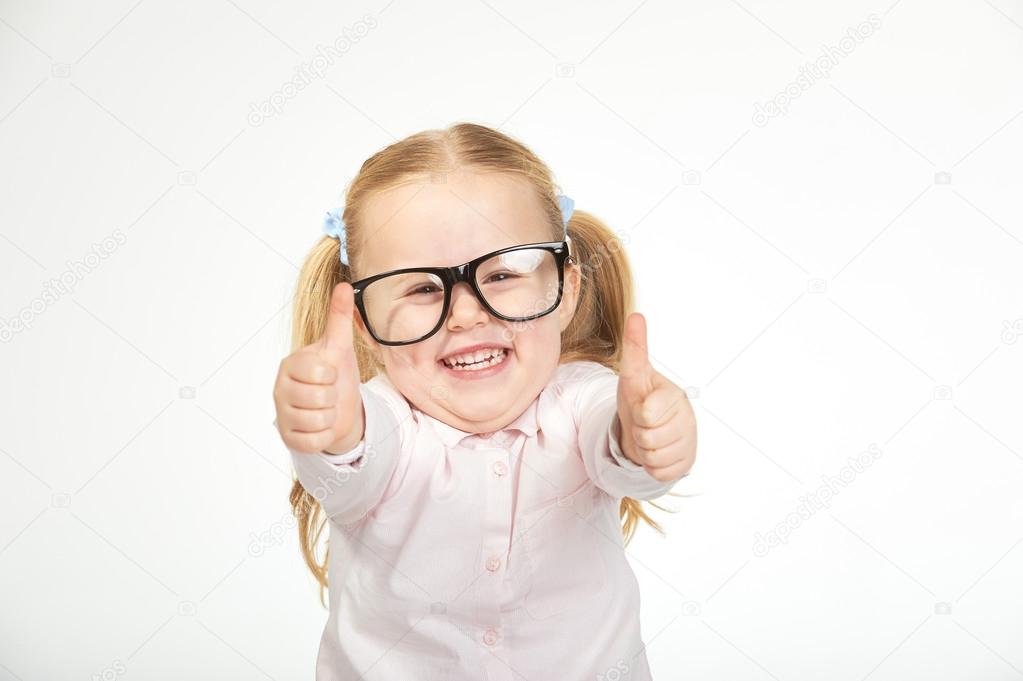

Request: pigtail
left=559, top=209, right=682, bottom=545
left=287, top=233, right=383, bottom=606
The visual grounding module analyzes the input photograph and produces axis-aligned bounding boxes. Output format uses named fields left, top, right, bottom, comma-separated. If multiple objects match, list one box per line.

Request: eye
left=483, top=271, right=519, bottom=284
left=397, top=273, right=444, bottom=298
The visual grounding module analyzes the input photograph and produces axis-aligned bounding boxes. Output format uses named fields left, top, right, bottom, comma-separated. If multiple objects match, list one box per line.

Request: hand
left=616, top=312, right=697, bottom=482
left=273, top=282, right=365, bottom=455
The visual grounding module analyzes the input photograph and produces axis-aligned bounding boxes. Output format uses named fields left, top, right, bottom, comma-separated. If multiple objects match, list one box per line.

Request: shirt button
left=485, top=556, right=501, bottom=572
left=483, top=628, right=499, bottom=646
left=492, top=461, right=507, bottom=477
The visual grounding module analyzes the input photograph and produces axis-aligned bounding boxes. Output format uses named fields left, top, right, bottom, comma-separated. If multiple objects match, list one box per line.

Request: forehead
left=356, top=171, right=553, bottom=277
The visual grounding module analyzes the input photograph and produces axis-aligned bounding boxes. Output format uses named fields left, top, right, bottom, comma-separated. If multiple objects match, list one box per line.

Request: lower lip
left=438, top=350, right=512, bottom=380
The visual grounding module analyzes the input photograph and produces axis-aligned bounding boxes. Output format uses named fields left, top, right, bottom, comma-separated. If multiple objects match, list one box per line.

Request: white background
left=2, top=0, right=1022, bottom=679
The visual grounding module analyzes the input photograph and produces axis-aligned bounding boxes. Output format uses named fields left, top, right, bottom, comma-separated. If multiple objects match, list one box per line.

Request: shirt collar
left=424, top=398, right=540, bottom=449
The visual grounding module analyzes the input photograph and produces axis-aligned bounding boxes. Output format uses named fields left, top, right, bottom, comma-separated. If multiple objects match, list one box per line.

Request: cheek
left=512, top=316, right=563, bottom=359
left=383, top=345, right=441, bottom=375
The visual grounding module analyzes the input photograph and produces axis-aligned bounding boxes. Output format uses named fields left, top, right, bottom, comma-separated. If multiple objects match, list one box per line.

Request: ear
left=558, top=261, right=582, bottom=332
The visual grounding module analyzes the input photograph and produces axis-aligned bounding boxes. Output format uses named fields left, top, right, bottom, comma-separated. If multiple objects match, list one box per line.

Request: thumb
left=319, top=282, right=356, bottom=364
left=619, top=312, right=654, bottom=401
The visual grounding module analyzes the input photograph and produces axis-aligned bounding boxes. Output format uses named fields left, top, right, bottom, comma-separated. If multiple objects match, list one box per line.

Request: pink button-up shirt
left=288, top=360, right=679, bottom=681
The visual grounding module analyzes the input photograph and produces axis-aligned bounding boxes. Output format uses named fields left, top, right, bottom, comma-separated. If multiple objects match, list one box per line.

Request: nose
left=446, top=282, right=490, bottom=331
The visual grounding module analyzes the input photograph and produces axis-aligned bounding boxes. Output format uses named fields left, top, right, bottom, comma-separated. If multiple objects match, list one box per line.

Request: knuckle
left=641, top=404, right=659, bottom=425
left=309, top=385, right=330, bottom=406
left=285, top=432, right=307, bottom=453
left=293, top=431, right=326, bottom=454
left=305, top=362, right=324, bottom=384
left=315, top=362, right=337, bottom=384
left=318, top=406, right=336, bottom=429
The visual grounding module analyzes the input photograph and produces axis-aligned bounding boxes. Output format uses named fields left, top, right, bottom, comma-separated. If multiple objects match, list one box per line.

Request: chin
left=444, top=380, right=518, bottom=415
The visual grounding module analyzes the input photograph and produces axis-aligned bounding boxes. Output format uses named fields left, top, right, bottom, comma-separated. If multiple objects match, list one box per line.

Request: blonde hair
left=288, top=122, right=679, bottom=603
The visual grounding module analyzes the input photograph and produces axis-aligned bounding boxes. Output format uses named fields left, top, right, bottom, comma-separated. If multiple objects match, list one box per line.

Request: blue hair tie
left=322, top=193, right=574, bottom=265
left=557, top=193, right=574, bottom=233
left=323, top=207, right=350, bottom=266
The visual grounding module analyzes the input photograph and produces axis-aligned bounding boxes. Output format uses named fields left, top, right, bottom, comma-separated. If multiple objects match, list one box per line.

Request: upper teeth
left=443, top=347, right=506, bottom=367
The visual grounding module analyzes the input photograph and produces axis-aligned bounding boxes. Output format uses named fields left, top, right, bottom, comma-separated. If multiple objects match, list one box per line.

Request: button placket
left=485, top=453, right=508, bottom=574
left=478, top=444, right=512, bottom=669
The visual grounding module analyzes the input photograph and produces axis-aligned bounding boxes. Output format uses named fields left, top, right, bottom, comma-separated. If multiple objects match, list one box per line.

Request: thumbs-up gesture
left=273, top=282, right=365, bottom=455
left=616, top=312, right=697, bottom=482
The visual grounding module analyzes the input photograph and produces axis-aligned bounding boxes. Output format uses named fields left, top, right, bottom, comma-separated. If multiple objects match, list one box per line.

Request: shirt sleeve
left=573, top=363, right=680, bottom=501
left=280, top=380, right=411, bottom=526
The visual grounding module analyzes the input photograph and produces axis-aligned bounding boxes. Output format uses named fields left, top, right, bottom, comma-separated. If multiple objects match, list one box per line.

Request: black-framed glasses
left=351, top=240, right=573, bottom=346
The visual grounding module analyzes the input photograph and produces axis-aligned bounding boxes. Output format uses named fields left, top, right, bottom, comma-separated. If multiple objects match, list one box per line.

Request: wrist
left=323, top=402, right=367, bottom=454
left=613, top=414, right=642, bottom=467
left=324, top=434, right=361, bottom=455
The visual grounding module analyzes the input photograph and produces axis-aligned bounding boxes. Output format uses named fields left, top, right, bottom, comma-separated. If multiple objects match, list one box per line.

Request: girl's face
left=353, top=171, right=581, bottom=434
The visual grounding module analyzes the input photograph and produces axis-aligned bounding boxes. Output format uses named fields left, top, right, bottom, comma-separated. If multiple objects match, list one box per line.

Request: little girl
left=273, top=122, right=697, bottom=680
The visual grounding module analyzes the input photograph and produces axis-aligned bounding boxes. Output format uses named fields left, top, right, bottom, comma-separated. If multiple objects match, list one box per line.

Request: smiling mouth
left=440, top=347, right=508, bottom=371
